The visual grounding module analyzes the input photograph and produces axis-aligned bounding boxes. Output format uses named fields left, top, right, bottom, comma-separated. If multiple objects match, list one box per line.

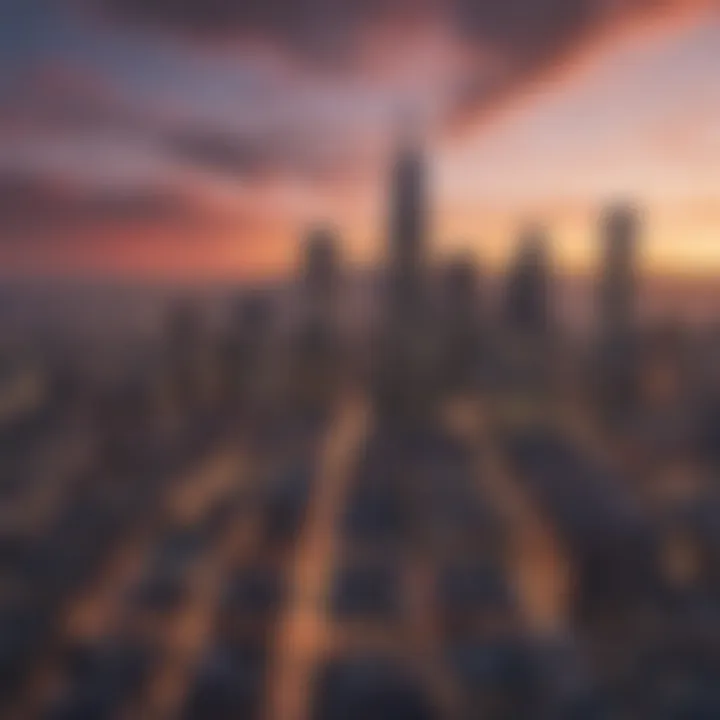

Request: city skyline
left=0, top=1, right=718, bottom=280
left=3, top=10, right=720, bottom=713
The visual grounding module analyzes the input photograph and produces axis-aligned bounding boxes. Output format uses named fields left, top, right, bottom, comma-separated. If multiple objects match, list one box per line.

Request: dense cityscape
left=2, top=141, right=720, bottom=720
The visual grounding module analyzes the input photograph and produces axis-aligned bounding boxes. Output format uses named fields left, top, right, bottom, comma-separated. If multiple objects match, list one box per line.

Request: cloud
left=14, top=1, right=705, bottom=190
left=0, top=169, right=202, bottom=241
left=94, top=0, right=708, bottom=128
left=2, top=0, right=710, bottom=257
left=3, top=53, right=374, bottom=187
left=96, top=0, right=431, bottom=64
left=163, top=125, right=371, bottom=184
left=164, top=129, right=283, bottom=178
left=0, top=59, right=162, bottom=149
left=447, top=0, right=710, bottom=126
left=455, top=0, right=600, bottom=52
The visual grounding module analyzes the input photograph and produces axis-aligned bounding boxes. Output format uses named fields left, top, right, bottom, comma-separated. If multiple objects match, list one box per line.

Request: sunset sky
left=1, top=0, right=718, bottom=280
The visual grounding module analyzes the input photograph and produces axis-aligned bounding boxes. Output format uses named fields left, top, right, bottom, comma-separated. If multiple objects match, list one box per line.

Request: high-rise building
left=302, top=225, right=339, bottom=320
left=388, top=141, right=427, bottom=317
left=695, top=324, right=720, bottom=469
left=502, top=225, right=551, bottom=336
left=595, top=204, right=640, bottom=429
left=439, top=253, right=482, bottom=394
left=496, top=227, right=555, bottom=421
left=442, top=253, right=479, bottom=319
left=375, top=139, right=436, bottom=423
left=291, top=227, right=342, bottom=414
left=598, top=204, right=638, bottom=339
left=221, top=291, right=273, bottom=409
left=165, top=302, right=204, bottom=415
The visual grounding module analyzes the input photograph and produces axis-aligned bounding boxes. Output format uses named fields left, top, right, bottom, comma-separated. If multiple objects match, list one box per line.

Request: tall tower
left=388, top=141, right=426, bottom=315
left=598, top=204, right=638, bottom=339
left=439, top=253, right=482, bottom=394
left=220, top=291, right=273, bottom=412
left=302, top=225, right=339, bottom=321
left=595, top=203, right=640, bottom=428
left=503, top=225, right=551, bottom=336
left=293, top=226, right=341, bottom=414
left=375, top=138, right=435, bottom=424
left=442, top=253, right=480, bottom=322
left=498, top=226, right=555, bottom=417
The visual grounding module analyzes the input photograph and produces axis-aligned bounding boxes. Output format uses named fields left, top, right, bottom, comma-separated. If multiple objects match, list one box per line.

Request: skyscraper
left=302, top=225, right=339, bottom=321
left=502, top=225, right=551, bottom=337
left=166, top=302, right=205, bottom=416
left=221, top=291, right=273, bottom=410
left=442, top=253, right=479, bottom=318
left=439, top=253, right=482, bottom=394
left=375, top=139, right=435, bottom=423
left=291, top=226, right=342, bottom=414
left=388, top=141, right=427, bottom=317
left=595, top=203, right=641, bottom=429
left=598, top=204, right=638, bottom=340
left=496, top=226, right=556, bottom=420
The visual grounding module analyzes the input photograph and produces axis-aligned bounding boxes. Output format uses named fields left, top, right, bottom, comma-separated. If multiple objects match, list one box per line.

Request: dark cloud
left=2, top=0, right=702, bottom=233
left=165, top=126, right=368, bottom=183
left=97, top=0, right=391, bottom=63
left=95, top=1, right=670, bottom=64
left=95, top=0, right=694, bottom=122
left=15, top=64, right=144, bottom=135
left=165, top=130, right=276, bottom=177
left=448, top=0, right=698, bottom=126
left=0, top=60, right=159, bottom=147
left=7, top=1, right=695, bottom=193
left=455, top=0, right=601, bottom=53
left=0, top=169, right=199, bottom=240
